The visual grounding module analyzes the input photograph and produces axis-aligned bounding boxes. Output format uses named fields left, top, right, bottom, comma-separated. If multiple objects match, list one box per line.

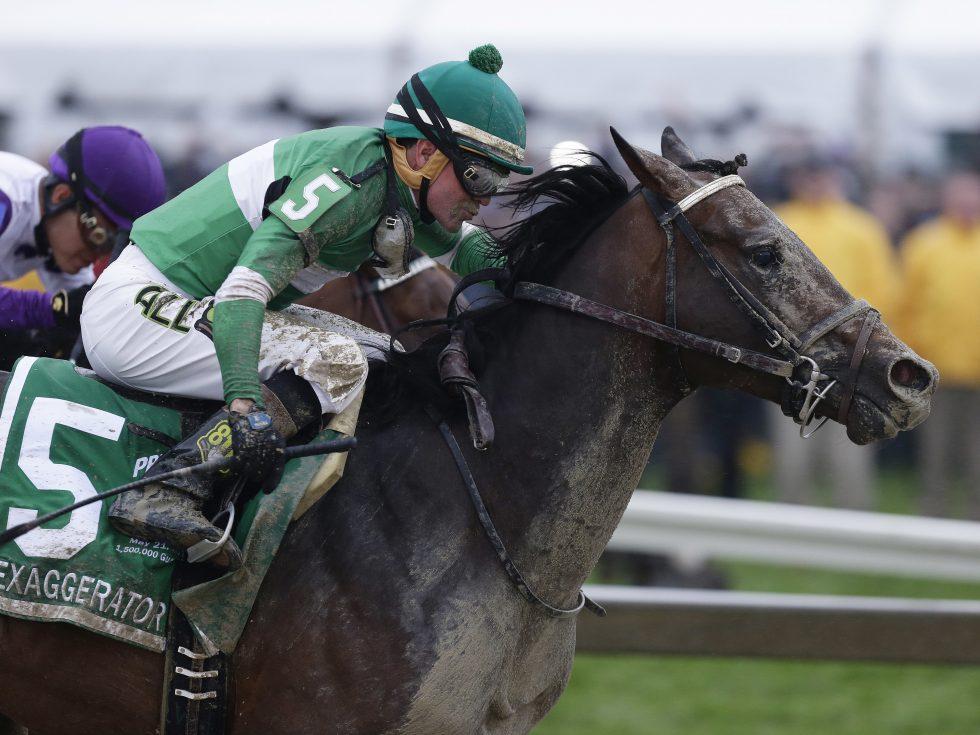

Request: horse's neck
left=478, top=204, right=682, bottom=604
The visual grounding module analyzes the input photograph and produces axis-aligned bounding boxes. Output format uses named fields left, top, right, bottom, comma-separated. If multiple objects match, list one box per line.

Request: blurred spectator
left=867, top=168, right=939, bottom=244
left=897, top=171, right=980, bottom=517
left=769, top=158, right=900, bottom=509
left=653, top=388, right=766, bottom=499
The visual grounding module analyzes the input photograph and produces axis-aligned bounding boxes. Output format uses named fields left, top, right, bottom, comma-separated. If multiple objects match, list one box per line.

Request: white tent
left=0, top=0, right=977, bottom=170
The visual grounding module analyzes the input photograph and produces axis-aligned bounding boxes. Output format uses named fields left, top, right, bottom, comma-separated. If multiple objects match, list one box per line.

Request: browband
left=677, top=175, right=745, bottom=212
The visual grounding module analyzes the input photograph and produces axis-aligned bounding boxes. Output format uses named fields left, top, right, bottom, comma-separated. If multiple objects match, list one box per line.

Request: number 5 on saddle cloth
left=0, top=356, right=359, bottom=656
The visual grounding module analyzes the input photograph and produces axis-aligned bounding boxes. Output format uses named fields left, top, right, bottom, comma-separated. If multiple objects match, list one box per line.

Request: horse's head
left=612, top=127, right=937, bottom=444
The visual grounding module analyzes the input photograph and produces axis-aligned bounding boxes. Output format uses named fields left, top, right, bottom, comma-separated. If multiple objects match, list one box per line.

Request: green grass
left=534, top=655, right=980, bottom=735
left=725, top=561, right=980, bottom=600
left=533, top=471, right=980, bottom=734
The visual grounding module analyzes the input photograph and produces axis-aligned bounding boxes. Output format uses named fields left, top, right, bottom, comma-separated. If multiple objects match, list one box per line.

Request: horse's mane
left=362, top=156, right=629, bottom=420
left=488, top=155, right=630, bottom=283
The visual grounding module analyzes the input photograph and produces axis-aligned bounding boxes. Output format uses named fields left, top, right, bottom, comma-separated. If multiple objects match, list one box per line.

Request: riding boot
left=108, top=372, right=324, bottom=569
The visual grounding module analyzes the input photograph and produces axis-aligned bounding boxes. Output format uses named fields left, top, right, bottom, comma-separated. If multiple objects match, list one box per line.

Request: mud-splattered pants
left=80, top=246, right=368, bottom=414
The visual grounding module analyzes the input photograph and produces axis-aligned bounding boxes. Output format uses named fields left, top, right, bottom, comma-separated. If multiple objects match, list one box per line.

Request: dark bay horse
left=0, top=128, right=936, bottom=734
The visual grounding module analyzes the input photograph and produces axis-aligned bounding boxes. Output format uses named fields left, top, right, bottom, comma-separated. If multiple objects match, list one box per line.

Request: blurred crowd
left=1, top=125, right=978, bottom=520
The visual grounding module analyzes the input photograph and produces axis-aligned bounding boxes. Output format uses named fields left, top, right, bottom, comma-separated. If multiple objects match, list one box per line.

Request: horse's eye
left=752, top=247, right=778, bottom=269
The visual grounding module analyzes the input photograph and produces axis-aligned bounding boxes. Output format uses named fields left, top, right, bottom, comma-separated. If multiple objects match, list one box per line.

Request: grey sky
left=2, top=0, right=977, bottom=54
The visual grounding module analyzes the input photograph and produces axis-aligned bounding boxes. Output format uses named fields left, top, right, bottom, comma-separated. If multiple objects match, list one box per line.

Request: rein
left=428, top=407, right=605, bottom=619
left=356, top=256, right=441, bottom=335
left=354, top=270, right=396, bottom=334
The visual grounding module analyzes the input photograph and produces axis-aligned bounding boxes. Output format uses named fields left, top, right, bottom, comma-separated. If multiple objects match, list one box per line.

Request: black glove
left=229, top=409, right=286, bottom=495
left=51, top=284, right=92, bottom=329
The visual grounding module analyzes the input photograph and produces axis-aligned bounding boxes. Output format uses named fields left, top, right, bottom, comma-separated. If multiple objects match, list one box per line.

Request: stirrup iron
left=186, top=503, right=236, bottom=564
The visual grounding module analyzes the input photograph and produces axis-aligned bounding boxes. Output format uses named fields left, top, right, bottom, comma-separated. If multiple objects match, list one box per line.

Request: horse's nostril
left=890, top=359, right=932, bottom=392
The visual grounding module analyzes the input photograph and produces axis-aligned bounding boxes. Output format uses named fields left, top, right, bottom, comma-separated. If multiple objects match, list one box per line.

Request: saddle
left=79, top=367, right=222, bottom=438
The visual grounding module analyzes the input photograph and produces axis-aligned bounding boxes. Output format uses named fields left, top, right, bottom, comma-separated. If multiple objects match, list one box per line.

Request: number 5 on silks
left=274, top=169, right=352, bottom=232
left=3, top=397, right=124, bottom=560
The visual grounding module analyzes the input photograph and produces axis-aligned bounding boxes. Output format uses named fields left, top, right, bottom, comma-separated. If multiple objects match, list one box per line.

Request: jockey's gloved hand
left=51, top=284, right=92, bottom=329
left=229, top=408, right=286, bottom=495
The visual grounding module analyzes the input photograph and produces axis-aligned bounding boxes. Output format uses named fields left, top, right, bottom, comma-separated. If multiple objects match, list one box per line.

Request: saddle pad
left=0, top=357, right=356, bottom=654
left=0, top=356, right=182, bottom=650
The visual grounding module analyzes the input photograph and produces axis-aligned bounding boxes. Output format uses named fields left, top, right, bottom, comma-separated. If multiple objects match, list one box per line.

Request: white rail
left=607, top=491, right=980, bottom=582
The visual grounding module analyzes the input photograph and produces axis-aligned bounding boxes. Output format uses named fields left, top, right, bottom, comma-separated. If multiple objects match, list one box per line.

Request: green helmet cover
left=384, top=44, right=532, bottom=175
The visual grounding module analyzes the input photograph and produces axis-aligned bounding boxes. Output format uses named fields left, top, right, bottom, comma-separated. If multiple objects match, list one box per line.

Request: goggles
left=76, top=201, right=116, bottom=252
left=457, top=154, right=510, bottom=198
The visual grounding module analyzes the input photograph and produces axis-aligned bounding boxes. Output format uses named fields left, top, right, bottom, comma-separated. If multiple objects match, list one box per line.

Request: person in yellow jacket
left=769, top=159, right=901, bottom=509
left=897, top=171, right=980, bottom=517
left=775, top=166, right=901, bottom=319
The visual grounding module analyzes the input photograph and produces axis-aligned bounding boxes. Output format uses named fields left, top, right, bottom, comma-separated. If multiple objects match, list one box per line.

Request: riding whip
left=0, top=437, right=357, bottom=547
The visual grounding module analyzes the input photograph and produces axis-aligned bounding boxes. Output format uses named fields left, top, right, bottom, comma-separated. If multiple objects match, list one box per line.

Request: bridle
left=508, top=174, right=880, bottom=437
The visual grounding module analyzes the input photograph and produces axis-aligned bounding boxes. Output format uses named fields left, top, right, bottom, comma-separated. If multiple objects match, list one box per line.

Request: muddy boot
left=109, top=372, right=324, bottom=570
left=109, top=407, right=244, bottom=570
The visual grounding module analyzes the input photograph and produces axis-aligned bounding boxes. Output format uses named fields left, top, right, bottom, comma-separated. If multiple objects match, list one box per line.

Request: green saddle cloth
left=0, top=357, right=342, bottom=653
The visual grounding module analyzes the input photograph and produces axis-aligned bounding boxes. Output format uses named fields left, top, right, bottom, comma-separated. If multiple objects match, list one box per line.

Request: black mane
left=489, top=155, right=629, bottom=284
left=363, top=156, right=630, bottom=421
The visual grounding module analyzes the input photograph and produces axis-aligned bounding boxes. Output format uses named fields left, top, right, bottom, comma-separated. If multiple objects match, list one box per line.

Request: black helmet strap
left=62, top=129, right=134, bottom=222
left=395, top=75, right=463, bottom=165
left=395, top=74, right=497, bottom=209
left=31, top=174, right=78, bottom=269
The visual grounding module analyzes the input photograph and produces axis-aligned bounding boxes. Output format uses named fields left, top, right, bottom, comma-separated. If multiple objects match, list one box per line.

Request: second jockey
left=0, top=127, right=165, bottom=336
left=80, top=45, right=531, bottom=568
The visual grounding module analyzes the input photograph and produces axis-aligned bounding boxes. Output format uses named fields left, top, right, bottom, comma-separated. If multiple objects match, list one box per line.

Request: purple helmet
left=49, top=126, right=166, bottom=229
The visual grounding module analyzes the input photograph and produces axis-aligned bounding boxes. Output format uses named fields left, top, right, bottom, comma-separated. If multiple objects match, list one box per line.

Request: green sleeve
left=236, top=215, right=308, bottom=295
left=211, top=218, right=305, bottom=406
left=213, top=171, right=383, bottom=405
left=213, top=298, right=266, bottom=405
left=450, top=226, right=504, bottom=276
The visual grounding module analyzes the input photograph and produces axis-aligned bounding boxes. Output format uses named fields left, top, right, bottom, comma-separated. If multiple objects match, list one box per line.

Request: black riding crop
left=0, top=437, right=357, bottom=548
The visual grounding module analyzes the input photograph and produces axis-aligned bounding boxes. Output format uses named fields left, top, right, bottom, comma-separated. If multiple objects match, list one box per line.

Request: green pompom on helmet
left=467, top=44, right=503, bottom=74
left=384, top=44, right=532, bottom=175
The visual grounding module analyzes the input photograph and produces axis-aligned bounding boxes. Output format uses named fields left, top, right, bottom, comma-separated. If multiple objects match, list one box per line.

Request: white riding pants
left=80, top=246, right=370, bottom=414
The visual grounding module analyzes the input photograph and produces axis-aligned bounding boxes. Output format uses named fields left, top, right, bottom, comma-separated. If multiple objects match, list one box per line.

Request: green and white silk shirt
left=128, top=126, right=496, bottom=404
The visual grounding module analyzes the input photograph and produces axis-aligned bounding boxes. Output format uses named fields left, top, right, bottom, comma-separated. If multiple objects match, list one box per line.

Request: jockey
left=0, top=127, right=165, bottom=333
left=81, top=44, right=531, bottom=568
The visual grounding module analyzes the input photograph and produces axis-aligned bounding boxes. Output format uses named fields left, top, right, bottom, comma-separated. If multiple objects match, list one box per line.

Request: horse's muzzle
left=846, top=349, right=938, bottom=444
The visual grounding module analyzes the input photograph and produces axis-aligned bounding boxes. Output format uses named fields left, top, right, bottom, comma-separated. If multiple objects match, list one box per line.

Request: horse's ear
left=610, top=126, right=691, bottom=200
left=661, top=126, right=698, bottom=166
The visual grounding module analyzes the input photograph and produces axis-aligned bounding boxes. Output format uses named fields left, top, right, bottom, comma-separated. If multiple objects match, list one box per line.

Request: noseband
left=511, top=174, right=879, bottom=437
